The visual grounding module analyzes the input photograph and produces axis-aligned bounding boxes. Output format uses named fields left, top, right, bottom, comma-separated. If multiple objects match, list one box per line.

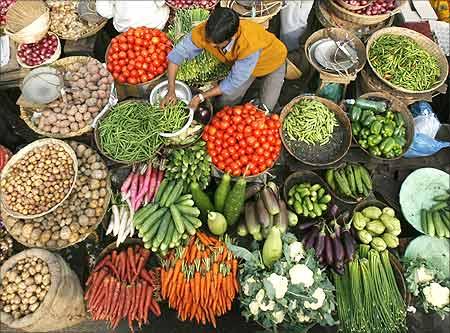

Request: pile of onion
left=166, top=0, right=216, bottom=9
left=17, top=34, right=59, bottom=67
left=339, top=0, right=370, bottom=7
left=352, top=0, right=396, bottom=15
left=0, top=0, right=16, bottom=25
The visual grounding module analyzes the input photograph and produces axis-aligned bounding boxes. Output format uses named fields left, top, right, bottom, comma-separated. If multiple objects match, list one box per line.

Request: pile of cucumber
left=421, top=191, right=450, bottom=239
left=287, top=182, right=331, bottom=218
left=325, top=163, right=372, bottom=201
left=133, top=179, right=202, bottom=255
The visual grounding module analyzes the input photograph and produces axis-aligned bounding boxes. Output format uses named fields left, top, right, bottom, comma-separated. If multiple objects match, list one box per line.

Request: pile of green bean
left=98, top=101, right=189, bottom=162
left=283, top=99, right=338, bottom=145
left=368, top=34, right=441, bottom=91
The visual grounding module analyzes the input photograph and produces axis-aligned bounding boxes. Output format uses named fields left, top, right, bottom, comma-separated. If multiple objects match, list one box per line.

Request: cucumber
left=420, top=209, right=428, bottom=234
left=335, top=169, right=352, bottom=197
left=160, top=181, right=176, bottom=206
left=190, top=182, right=214, bottom=218
left=143, top=219, right=162, bottom=243
left=169, top=204, right=185, bottom=234
left=176, top=194, right=192, bottom=204
left=177, top=199, right=195, bottom=207
left=160, top=220, right=175, bottom=252
left=313, top=202, right=322, bottom=217
left=426, top=210, right=435, bottom=237
left=214, top=173, right=231, bottom=213
left=223, top=177, right=246, bottom=226
left=325, top=169, right=336, bottom=191
left=176, top=204, right=201, bottom=217
left=353, top=165, right=364, bottom=195
left=440, top=210, right=450, bottom=229
left=433, top=211, right=447, bottom=238
left=184, top=215, right=202, bottom=228
left=304, top=197, right=313, bottom=211
left=133, top=204, right=159, bottom=227
left=139, top=207, right=168, bottom=234
left=181, top=215, right=196, bottom=235
left=153, top=211, right=172, bottom=249
left=164, top=181, right=184, bottom=207
left=154, top=179, right=169, bottom=203
left=431, top=202, right=448, bottom=212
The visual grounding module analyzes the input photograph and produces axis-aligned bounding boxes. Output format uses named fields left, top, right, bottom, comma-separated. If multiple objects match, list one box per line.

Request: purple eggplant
left=315, top=225, right=326, bottom=258
left=342, top=229, right=356, bottom=261
left=304, top=225, right=320, bottom=250
left=331, top=233, right=345, bottom=263
left=298, top=220, right=318, bottom=231
left=330, top=204, right=339, bottom=217
left=334, top=221, right=342, bottom=238
left=324, top=236, right=334, bottom=266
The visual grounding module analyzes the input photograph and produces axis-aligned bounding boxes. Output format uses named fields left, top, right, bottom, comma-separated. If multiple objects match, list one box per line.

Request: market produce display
left=106, top=27, right=172, bottom=85
left=346, top=0, right=397, bottom=15
left=17, top=33, right=59, bottom=67
left=421, top=191, right=450, bottom=238
left=0, top=0, right=16, bottom=25
left=325, top=163, right=372, bottom=201
left=287, top=182, right=331, bottom=218
left=2, top=142, right=110, bottom=249
left=0, top=226, right=13, bottom=265
left=168, top=9, right=230, bottom=85
left=203, top=103, right=282, bottom=176
left=334, top=246, right=406, bottom=333
left=85, top=245, right=160, bottom=330
left=97, top=101, right=189, bottom=162
left=165, top=141, right=211, bottom=191
left=352, top=205, right=401, bottom=251
left=350, top=99, right=407, bottom=158
left=160, top=232, right=238, bottom=327
left=283, top=99, right=338, bottom=145
left=0, top=145, right=12, bottom=174
left=336, top=0, right=372, bottom=8
left=0, top=256, right=50, bottom=319
left=0, top=142, right=76, bottom=216
left=166, top=0, right=217, bottom=9
left=368, top=34, right=441, bottom=91
left=232, top=233, right=337, bottom=331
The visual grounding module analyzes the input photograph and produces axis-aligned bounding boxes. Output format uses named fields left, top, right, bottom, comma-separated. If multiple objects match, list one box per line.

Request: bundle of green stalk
left=168, top=8, right=229, bottom=85
left=334, top=245, right=407, bottom=333
left=368, top=34, right=441, bottom=91
left=98, top=101, right=188, bottom=162
left=283, top=99, right=338, bottom=145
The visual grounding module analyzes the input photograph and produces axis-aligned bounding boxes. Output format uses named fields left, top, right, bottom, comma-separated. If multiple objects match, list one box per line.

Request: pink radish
left=120, top=167, right=135, bottom=199
left=151, top=167, right=165, bottom=203
left=144, top=166, right=159, bottom=204
left=136, top=162, right=153, bottom=204
left=129, top=171, right=140, bottom=209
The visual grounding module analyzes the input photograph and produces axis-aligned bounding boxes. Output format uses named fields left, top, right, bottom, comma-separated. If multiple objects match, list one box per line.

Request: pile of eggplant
left=299, top=209, right=357, bottom=274
left=238, top=182, right=298, bottom=240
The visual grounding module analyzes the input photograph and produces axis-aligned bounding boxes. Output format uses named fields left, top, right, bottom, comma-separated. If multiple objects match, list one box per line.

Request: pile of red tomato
left=106, top=27, right=172, bottom=85
left=202, top=103, right=282, bottom=176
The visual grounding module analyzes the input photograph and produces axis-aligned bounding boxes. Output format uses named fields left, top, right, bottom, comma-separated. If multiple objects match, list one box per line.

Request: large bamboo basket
left=327, top=0, right=403, bottom=25
left=220, top=0, right=282, bottom=25
left=20, top=56, right=113, bottom=139
left=366, top=27, right=449, bottom=94
left=305, top=27, right=366, bottom=80
left=354, top=91, right=414, bottom=161
left=0, top=139, right=78, bottom=220
left=280, top=95, right=352, bottom=166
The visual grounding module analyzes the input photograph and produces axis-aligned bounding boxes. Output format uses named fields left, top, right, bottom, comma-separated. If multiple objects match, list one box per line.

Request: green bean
left=283, top=99, right=338, bottom=145
left=368, top=34, right=441, bottom=91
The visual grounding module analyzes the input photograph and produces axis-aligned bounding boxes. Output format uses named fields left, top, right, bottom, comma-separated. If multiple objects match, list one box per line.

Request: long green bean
left=283, top=99, right=338, bottom=145
left=368, top=34, right=441, bottom=91
left=98, top=101, right=188, bottom=162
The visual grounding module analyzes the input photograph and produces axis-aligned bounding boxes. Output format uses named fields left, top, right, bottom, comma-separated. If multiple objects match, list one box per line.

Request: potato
left=22, top=224, right=33, bottom=238
left=74, top=112, right=83, bottom=122
left=83, top=112, right=92, bottom=122
left=70, top=122, right=79, bottom=131
left=78, top=104, right=88, bottom=113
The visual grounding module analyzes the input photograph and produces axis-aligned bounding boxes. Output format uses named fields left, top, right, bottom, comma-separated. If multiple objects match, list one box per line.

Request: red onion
left=18, top=33, right=58, bottom=67
left=0, top=0, right=16, bottom=25
left=166, top=0, right=215, bottom=9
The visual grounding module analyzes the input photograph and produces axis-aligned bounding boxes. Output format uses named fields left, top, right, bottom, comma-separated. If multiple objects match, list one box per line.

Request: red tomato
left=246, top=136, right=257, bottom=145
left=107, top=63, right=114, bottom=72
left=118, top=35, right=127, bottom=43
left=202, top=133, right=209, bottom=141
left=151, top=36, right=160, bottom=44
left=222, top=150, right=230, bottom=159
left=256, top=147, right=264, bottom=155
left=127, top=77, right=137, bottom=85
left=207, top=142, right=215, bottom=150
left=215, top=130, right=224, bottom=139
left=118, top=75, right=126, bottom=83
left=217, top=162, right=226, bottom=170
left=157, top=66, right=165, bottom=74
left=135, top=38, right=143, bottom=46
left=140, top=74, right=149, bottom=83
left=127, top=50, right=136, bottom=59
left=112, top=71, right=120, bottom=79
left=209, top=149, right=218, bottom=157
left=233, top=107, right=243, bottom=115
left=122, top=69, right=130, bottom=78
left=245, top=146, right=253, bottom=154
left=228, top=146, right=237, bottom=155
left=207, top=126, right=217, bottom=136
left=113, top=64, right=122, bottom=73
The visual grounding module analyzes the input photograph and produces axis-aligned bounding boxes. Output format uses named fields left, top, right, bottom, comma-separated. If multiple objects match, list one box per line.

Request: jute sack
left=0, top=249, right=86, bottom=332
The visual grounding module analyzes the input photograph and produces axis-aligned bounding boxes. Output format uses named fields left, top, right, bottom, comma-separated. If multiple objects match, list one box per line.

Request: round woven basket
left=280, top=95, right=352, bottom=166
left=305, top=27, right=366, bottom=78
left=327, top=0, right=403, bottom=25
left=0, top=139, right=78, bottom=220
left=335, top=0, right=372, bottom=10
left=221, top=0, right=282, bottom=25
left=20, top=56, right=113, bottom=139
left=16, top=32, right=61, bottom=69
left=52, top=19, right=107, bottom=41
left=366, top=27, right=449, bottom=94
left=4, top=5, right=49, bottom=44
left=353, top=91, right=414, bottom=161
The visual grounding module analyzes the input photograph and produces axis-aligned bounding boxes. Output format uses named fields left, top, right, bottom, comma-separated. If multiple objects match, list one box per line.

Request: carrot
left=104, top=277, right=116, bottom=317
left=94, top=254, right=111, bottom=272
left=111, top=250, right=118, bottom=266
left=91, top=278, right=109, bottom=310
left=132, top=282, right=142, bottom=321
left=209, top=306, right=217, bottom=328
left=150, top=297, right=161, bottom=317
left=109, top=281, right=121, bottom=321
left=162, top=266, right=173, bottom=298
left=196, top=232, right=211, bottom=246
left=143, top=285, right=153, bottom=324
left=127, top=247, right=137, bottom=276
left=190, top=301, right=199, bottom=321
left=138, top=281, right=147, bottom=323
left=199, top=274, right=205, bottom=303
left=140, top=269, right=154, bottom=287
left=128, top=284, right=136, bottom=319
left=85, top=271, right=96, bottom=287
left=85, top=269, right=107, bottom=300
left=132, top=256, right=145, bottom=284
left=168, top=259, right=182, bottom=296
left=104, top=260, right=120, bottom=279
left=194, top=271, right=200, bottom=302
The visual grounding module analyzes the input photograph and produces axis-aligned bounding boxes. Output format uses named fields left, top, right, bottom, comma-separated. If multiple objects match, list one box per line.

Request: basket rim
left=280, top=95, right=352, bottom=166
left=0, top=138, right=78, bottom=219
left=51, top=18, right=107, bottom=41
left=366, top=27, right=449, bottom=94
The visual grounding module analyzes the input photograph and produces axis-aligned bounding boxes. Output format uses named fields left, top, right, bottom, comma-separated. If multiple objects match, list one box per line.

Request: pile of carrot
left=160, top=232, right=239, bottom=328
left=85, top=245, right=161, bottom=332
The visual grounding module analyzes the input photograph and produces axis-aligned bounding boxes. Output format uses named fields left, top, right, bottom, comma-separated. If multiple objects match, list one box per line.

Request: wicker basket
left=280, top=95, right=352, bottom=167
left=52, top=19, right=107, bottom=41
left=354, top=91, right=414, bottom=161
left=366, top=27, right=449, bottom=94
left=335, top=0, right=372, bottom=10
left=16, top=32, right=61, bottom=69
left=327, top=0, right=403, bottom=25
left=20, top=56, right=113, bottom=139
left=305, top=27, right=366, bottom=80
left=4, top=5, right=50, bottom=44
left=221, top=0, right=282, bottom=26
left=0, top=139, right=78, bottom=220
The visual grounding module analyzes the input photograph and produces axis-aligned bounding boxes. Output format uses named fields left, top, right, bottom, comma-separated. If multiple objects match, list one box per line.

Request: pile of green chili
left=98, top=101, right=189, bottom=162
left=368, top=34, right=441, bottom=91
left=283, top=99, right=338, bottom=145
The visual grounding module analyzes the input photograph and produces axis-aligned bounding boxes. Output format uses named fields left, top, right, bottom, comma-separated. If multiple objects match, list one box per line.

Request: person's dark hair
left=205, top=7, right=240, bottom=44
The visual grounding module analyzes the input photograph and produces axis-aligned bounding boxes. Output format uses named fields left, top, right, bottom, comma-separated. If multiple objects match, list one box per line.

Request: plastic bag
left=404, top=133, right=450, bottom=157
left=318, top=83, right=344, bottom=103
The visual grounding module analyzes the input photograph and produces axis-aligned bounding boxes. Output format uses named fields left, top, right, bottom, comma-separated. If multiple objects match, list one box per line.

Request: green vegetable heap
left=350, top=98, right=407, bottom=159
left=369, top=34, right=441, bottom=91
left=98, top=101, right=188, bottom=162
left=352, top=205, right=401, bottom=251
left=168, top=8, right=230, bottom=85
left=325, top=163, right=372, bottom=201
left=283, top=99, right=338, bottom=145
left=165, top=140, right=212, bottom=192
left=421, top=190, right=450, bottom=239
left=287, top=182, right=331, bottom=218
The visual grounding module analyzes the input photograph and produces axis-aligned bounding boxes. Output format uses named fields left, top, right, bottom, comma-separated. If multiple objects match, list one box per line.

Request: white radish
left=116, top=206, right=129, bottom=246
left=112, top=205, right=121, bottom=236
left=106, top=215, right=114, bottom=235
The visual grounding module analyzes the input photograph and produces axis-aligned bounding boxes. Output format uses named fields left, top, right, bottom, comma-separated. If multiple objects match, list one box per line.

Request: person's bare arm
left=161, top=62, right=179, bottom=107
left=189, top=85, right=223, bottom=109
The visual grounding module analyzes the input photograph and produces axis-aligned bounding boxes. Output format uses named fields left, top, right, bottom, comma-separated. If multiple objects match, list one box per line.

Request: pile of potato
left=0, top=143, right=75, bottom=216
left=2, top=142, right=109, bottom=249
left=36, top=59, right=113, bottom=135
left=0, top=257, right=50, bottom=319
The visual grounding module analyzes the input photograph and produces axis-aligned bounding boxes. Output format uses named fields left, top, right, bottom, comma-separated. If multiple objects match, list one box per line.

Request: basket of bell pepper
left=349, top=92, right=414, bottom=160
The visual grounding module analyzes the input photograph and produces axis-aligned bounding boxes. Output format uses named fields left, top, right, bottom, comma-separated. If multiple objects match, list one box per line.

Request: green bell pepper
left=358, top=139, right=368, bottom=149
left=381, top=124, right=394, bottom=137
left=369, top=146, right=382, bottom=157
left=350, top=106, right=363, bottom=122
left=362, top=114, right=376, bottom=127
left=368, top=134, right=382, bottom=147
left=393, top=126, right=406, bottom=137
left=391, top=143, right=403, bottom=156
left=393, top=136, right=406, bottom=147
left=394, top=113, right=405, bottom=127
left=352, top=122, right=362, bottom=136
left=360, top=110, right=374, bottom=124
left=380, top=137, right=396, bottom=154
left=385, top=110, right=394, bottom=120
left=360, top=128, right=371, bottom=139
left=370, top=120, right=382, bottom=135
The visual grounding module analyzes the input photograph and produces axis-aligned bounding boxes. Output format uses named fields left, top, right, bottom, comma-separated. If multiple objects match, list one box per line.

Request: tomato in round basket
left=106, top=27, right=172, bottom=85
left=202, top=103, right=282, bottom=177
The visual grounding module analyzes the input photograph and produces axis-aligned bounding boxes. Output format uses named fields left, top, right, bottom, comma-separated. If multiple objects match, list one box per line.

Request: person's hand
left=188, top=95, right=202, bottom=110
left=160, top=90, right=177, bottom=107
